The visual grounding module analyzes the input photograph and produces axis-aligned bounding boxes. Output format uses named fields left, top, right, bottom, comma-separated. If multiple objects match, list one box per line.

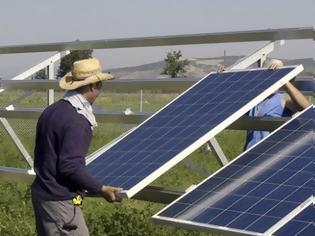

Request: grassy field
left=0, top=89, right=251, bottom=235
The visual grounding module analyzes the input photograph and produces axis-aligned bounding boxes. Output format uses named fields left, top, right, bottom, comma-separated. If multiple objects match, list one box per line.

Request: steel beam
left=0, top=108, right=290, bottom=131
left=0, top=27, right=313, bottom=54
left=0, top=78, right=196, bottom=92
left=0, top=108, right=151, bottom=124
left=0, top=51, right=70, bottom=93
left=229, top=41, right=284, bottom=70
left=0, top=166, right=35, bottom=183
left=206, top=138, right=229, bottom=166
left=132, top=185, right=184, bottom=204
left=0, top=166, right=184, bottom=204
left=0, top=118, right=34, bottom=167
left=229, top=115, right=289, bottom=131
left=1, top=77, right=313, bottom=93
left=47, top=63, right=55, bottom=105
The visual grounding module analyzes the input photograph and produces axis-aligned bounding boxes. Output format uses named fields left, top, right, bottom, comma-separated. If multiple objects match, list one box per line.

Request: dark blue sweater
left=31, top=100, right=102, bottom=201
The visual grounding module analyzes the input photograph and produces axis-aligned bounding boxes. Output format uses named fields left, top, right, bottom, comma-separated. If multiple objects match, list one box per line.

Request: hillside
left=108, top=56, right=314, bottom=80
left=108, top=56, right=243, bottom=79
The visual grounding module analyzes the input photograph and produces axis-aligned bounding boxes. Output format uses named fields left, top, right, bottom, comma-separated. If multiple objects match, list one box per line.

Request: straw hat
left=59, top=58, right=113, bottom=90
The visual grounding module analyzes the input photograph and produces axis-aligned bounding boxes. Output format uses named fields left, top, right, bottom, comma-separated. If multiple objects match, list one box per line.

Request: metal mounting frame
left=0, top=29, right=312, bottom=203
left=0, top=27, right=313, bottom=54
left=0, top=51, right=70, bottom=168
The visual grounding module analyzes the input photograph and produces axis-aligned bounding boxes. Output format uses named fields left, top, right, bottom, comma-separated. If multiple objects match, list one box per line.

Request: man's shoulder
left=40, top=100, right=68, bottom=119
left=43, top=99, right=70, bottom=111
left=41, top=100, right=88, bottom=125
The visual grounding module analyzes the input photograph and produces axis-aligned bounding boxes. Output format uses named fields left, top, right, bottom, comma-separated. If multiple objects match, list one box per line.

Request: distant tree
left=162, top=50, right=189, bottom=78
left=57, top=49, right=93, bottom=78
left=34, top=69, right=48, bottom=80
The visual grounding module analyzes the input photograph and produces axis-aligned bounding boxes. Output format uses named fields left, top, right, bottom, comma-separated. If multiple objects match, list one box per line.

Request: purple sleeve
left=58, top=120, right=102, bottom=194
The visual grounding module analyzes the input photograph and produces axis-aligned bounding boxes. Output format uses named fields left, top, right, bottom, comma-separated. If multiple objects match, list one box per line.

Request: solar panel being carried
left=87, top=66, right=303, bottom=198
left=275, top=203, right=315, bottom=236
left=153, top=106, right=314, bottom=236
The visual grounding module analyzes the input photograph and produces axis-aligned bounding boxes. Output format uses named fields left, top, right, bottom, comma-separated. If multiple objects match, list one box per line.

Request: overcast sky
left=0, top=0, right=314, bottom=78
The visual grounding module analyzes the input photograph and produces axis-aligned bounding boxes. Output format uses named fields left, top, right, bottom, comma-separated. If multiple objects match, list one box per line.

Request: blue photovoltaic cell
left=87, top=67, right=298, bottom=194
left=275, top=205, right=315, bottom=236
left=154, top=107, right=314, bottom=235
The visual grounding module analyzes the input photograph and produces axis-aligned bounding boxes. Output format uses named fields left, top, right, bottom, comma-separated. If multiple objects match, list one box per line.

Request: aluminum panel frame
left=152, top=106, right=314, bottom=235
left=87, top=65, right=303, bottom=199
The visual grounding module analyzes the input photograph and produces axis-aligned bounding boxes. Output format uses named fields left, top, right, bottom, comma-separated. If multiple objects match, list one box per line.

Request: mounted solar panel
left=153, top=106, right=314, bottom=236
left=87, top=65, right=303, bottom=198
left=275, top=203, right=315, bottom=236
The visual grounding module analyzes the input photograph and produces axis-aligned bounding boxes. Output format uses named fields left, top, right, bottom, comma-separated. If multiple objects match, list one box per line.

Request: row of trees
left=35, top=50, right=189, bottom=79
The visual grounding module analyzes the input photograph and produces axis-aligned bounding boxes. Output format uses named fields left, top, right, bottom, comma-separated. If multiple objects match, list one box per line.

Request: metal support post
left=140, top=89, right=143, bottom=112
left=0, top=118, right=33, bottom=168
left=206, top=138, right=229, bottom=166
left=0, top=166, right=35, bottom=183
left=0, top=51, right=70, bottom=93
left=0, top=51, right=70, bottom=168
left=47, top=62, right=55, bottom=105
left=257, top=56, right=266, bottom=68
left=229, top=40, right=285, bottom=70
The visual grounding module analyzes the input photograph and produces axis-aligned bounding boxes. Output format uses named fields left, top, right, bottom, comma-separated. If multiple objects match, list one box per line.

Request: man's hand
left=268, top=59, right=283, bottom=70
left=100, top=185, right=123, bottom=203
left=217, top=64, right=227, bottom=73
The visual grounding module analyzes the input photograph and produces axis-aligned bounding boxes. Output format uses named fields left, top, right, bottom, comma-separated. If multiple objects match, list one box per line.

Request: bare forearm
left=283, top=82, right=310, bottom=110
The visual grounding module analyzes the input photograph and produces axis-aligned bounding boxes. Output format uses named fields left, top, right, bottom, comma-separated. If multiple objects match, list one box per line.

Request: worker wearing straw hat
left=31, top=58, right=122, bottom=236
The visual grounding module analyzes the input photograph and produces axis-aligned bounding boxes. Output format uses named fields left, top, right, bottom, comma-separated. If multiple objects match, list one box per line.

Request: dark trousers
left=31, top=191, right=89, bottom=236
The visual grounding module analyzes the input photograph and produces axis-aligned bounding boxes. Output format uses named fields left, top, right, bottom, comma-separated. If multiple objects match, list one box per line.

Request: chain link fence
left=0, top=88, right=178, bottom=170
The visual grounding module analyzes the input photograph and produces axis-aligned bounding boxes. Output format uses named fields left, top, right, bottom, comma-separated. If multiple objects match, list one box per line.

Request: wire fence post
left=140, top=89, right=143, bottom=112
left=47, top=62, right=55, bottom=106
